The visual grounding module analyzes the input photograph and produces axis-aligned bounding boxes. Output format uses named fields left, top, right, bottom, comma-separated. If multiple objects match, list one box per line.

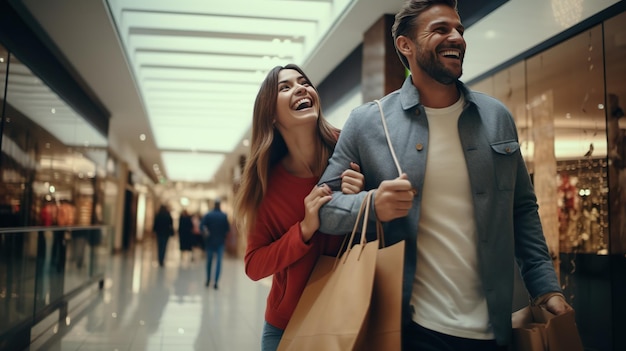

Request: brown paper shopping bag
left=510, top=304, right=584, bottom=351
left=357, top=221, right=405, bottom=351
left=277, top=191, right=379, bottom=351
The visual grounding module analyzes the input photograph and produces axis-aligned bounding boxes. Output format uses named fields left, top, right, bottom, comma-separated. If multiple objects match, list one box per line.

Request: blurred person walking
left=153, top=204, right=174, bottom=267
left=53, top=199, right=75, bottom=271
left=200, top=199, right=230, bottom=289
left=178, top=209, right=194, bottom=262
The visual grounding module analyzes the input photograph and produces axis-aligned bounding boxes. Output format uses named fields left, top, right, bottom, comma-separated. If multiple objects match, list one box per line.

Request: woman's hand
left=341, top=162, right=364, bottom=194
left=300, top=184, right=333, bottom=242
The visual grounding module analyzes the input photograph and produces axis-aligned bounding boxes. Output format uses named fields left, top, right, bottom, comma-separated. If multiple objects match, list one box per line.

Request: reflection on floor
left=26, top=236, right=271, bottom=351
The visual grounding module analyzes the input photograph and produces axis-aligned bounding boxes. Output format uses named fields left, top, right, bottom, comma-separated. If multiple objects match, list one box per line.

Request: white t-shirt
left=410, top=94, right=494, bottom=339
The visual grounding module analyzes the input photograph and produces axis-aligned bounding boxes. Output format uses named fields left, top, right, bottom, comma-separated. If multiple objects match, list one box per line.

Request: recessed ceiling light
left=180, top=197, right=189, bottom=206
left=139, top=133, right=146, bottom=141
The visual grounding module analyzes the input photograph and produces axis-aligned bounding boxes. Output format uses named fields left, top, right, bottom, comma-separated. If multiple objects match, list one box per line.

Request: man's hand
left=340, top=162, right=364, bottom=194
left=374, top=173, right=414, bottom=222
left=543, top=294, right=573, bottom=315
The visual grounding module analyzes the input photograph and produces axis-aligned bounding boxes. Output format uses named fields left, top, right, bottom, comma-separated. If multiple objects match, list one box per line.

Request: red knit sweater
left=244, top=163, right=343, bottom=330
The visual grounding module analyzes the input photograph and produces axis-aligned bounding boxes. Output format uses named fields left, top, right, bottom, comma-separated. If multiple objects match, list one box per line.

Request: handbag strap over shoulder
left=373, top=99, right=405, bottom=249
left=374, top=99, right=403, bottom=177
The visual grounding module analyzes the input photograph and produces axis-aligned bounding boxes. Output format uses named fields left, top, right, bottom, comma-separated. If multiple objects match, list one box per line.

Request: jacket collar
left=399, top=75, right=476, bottom=111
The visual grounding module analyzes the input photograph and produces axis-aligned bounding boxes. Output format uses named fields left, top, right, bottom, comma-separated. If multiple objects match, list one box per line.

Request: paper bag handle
left=335, top=190, right=378, bottom=264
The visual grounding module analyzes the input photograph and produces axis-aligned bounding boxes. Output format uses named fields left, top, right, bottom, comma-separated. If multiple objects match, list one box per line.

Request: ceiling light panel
left=142, top=91, right=256, bottom=102
left=148, top=109, right=253, bottom=122
left=156, top=123, right=247, bottom=150
left=120, top=12, right=316, bottom=45
left=148, top=109, right=253, bottom=120
left=129, top=35, right=305, bottom=59
left=140, top=80, right=260, bottom=93
left=148, top=102, right=253, bottom=113
left=134, top=52, right=294, bottom=72
left=160, top=151, right=225, bottom=182
left=139, top=68, right=268, bottom=84
left=108, top=0, right=332, bottom=22
left=146, top=94, right=254, bottom=106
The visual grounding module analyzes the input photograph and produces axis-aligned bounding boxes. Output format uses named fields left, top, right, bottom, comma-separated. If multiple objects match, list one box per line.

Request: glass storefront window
left=0, top=52, right=108, bottom=227
left=0, top=44, right=22, bottom=227
left=468, top=15, right=623, bottom=350
left=605, top=11, right=626, bottom=255
left=527, top=25, right=607, bottom=255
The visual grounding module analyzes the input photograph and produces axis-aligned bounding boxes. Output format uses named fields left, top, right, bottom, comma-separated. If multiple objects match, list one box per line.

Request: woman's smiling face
left=274, top=68, right=319, bottom=132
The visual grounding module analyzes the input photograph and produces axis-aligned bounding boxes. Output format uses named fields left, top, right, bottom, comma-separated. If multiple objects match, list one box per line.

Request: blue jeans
left=261, top=321, right=284, bottom=351
left=205, top=244, right=225, bottom=284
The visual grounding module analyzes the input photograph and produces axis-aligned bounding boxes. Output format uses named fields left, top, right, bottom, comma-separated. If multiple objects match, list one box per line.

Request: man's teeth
left=441, top=50, right=460, bottom=58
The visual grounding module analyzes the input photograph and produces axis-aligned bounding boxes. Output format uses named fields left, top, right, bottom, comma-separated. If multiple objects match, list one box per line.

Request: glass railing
left=0, top=226, right=111, bottom=346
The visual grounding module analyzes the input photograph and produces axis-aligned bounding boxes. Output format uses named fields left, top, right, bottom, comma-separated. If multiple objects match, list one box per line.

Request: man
left=200, top=199, right=230, bottom=289
left=153, top=204, right=173, bottom=267
left=318, top=0, right=573, bottom=350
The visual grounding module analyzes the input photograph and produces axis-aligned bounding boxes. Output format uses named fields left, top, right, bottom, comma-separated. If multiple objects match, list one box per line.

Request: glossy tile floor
left=27, top=237, right=271, bottom=351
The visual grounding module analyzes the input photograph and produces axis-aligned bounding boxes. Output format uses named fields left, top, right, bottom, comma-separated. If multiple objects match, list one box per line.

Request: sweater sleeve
left=244, top=209, right=313, bottom=281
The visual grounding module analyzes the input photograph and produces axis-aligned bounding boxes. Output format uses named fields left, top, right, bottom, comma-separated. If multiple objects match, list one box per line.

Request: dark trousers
left=156, top=235, right=169, bottom=266
left=402, top=321, right=507, bottom=351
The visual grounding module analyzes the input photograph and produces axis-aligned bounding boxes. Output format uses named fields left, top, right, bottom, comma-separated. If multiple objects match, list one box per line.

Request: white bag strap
left=374, top=99, right=409, bottom=248
left=374, top=99, right=402, bottom=176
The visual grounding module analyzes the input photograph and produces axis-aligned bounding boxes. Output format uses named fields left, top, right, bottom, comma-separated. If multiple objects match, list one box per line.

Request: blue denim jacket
left=318, top=76, right=561, bottom=345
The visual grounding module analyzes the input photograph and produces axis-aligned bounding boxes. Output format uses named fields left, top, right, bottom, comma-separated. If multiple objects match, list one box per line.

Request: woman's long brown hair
left=233, top=64, right=339, bottom=236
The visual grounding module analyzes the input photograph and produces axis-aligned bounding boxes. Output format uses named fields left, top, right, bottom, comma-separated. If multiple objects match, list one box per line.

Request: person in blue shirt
left=200, top=199, right=230, bottom=289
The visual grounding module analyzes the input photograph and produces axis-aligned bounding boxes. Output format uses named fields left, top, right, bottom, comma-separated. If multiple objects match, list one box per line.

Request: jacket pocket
left=490, top=140, right=520, bottom=191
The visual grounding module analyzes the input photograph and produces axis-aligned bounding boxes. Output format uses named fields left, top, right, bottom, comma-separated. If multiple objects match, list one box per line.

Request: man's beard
left=415, top=45, right=462, bottom=85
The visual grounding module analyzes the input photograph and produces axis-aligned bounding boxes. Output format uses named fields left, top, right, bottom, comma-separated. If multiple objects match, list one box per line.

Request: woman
left=178, top=209, right=194, bottom=261
left=234, top=64, right=363, bottom=351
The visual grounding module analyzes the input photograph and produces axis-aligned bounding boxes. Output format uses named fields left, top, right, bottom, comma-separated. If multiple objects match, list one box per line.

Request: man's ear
left=395, top=36, right=413, bottom=57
